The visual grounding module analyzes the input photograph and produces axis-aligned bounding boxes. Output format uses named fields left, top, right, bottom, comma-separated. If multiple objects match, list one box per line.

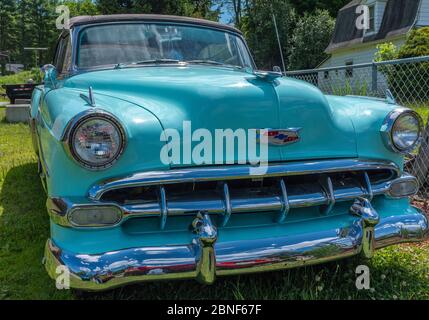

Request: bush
left=398, top=27, right=429, bottom=58
left=375, top=28, right=429, bottom=103
left=374, top=42, right=398, bottom=62
left=288, top=10, right=335, bottom=70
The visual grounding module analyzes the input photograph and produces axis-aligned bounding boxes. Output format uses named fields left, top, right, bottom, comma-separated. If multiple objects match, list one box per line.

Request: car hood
left=64, top=66, right=357, bottom=165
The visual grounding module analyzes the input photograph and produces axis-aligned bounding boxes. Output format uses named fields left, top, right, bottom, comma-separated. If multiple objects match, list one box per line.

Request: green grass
left=410, top=105, right=429, bottom=123
left=0, top=108, right=429, bottom=300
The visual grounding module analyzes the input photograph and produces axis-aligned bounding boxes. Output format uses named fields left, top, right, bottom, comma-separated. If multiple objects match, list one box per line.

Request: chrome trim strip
left=319, top=176, right=335, bottom=215
left=88, top=159, right=400, bottom=200
left=222, top=183, right=232, bottom=227
left=363, top=171, right=373, bottom=201
left=159, top=186, right=168, bottom=230
left=44, top=210, right=429, bottom=291
left=277, top=179, right=289, bottom=223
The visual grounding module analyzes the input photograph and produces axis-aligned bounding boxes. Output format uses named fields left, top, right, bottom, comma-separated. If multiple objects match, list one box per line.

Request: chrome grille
left=89, top=159, right=400, bottom=229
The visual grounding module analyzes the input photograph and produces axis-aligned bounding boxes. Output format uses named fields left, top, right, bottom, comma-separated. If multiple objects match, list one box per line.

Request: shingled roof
left=326, top=0, right=421, bottom=53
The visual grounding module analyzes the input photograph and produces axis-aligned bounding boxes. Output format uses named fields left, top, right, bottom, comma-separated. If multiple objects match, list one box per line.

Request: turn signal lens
left=69, top=206, right=122, bottom=227
left=388, top=178, right=419, bottom=198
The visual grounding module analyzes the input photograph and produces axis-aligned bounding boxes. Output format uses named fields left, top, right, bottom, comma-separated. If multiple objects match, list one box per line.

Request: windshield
left=77, top=23, right=254, bottom=69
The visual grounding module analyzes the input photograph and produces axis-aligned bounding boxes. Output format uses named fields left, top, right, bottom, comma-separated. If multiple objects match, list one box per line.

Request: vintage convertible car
left=33, top=14, right=428, bottom=291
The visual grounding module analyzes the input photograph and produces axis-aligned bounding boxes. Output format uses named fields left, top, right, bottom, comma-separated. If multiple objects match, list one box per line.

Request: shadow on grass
left=0, top=163, right=70, bottom=299
left=1, top=163, right=428, bottom=300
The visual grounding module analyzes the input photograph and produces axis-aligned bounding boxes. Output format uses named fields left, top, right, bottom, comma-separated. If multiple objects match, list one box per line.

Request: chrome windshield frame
left=68, top=21, right=257, bottom=76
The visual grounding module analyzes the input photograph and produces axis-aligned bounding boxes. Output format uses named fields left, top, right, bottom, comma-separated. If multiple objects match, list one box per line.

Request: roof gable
left=326, top=0, right=421, bottom=53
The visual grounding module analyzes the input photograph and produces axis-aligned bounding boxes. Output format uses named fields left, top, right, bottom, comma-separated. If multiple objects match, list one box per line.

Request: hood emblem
left=258, top=128, right=301, bottom=146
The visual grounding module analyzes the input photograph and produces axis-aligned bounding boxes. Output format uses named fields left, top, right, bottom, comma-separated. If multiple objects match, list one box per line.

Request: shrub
left=374, top=28, right=429, bottom=104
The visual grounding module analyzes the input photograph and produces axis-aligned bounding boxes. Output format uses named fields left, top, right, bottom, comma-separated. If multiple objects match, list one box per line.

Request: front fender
left=325, top=95, right=404, bottom=170
left=38, top=88, right=168, bottom=198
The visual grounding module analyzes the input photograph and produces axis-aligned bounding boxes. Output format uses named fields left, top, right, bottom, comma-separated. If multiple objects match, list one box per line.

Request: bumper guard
left=44, top=201, right=429, bottom=291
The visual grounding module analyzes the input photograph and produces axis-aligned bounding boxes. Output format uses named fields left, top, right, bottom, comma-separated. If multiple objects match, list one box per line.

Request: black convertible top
left=69, top=14, right=242, bottom=35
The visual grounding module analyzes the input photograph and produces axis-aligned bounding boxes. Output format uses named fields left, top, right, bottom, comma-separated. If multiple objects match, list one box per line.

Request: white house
left=305, top=0, right=429, bottom=96
left=320, top=0, right=429, bottom=68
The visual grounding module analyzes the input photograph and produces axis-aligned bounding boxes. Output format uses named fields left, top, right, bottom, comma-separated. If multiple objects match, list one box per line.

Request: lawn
left=0, top=107, right=429, bottom=300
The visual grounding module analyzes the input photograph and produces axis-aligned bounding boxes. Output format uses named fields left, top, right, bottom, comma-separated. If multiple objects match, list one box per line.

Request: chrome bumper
left=44, top=206, right=429, bottom=291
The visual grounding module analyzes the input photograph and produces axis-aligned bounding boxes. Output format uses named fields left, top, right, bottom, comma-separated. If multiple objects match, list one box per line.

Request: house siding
left=417, top=0, right=429, bottom=25
left=367, top=0, right=388, bottom=34
left=316, top=37, right=406, bottom=95
left=320, top=37, right=406, bottom=68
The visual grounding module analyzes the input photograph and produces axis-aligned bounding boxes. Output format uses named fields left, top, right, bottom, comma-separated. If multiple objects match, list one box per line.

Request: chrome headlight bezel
left=63, top=110, right=127, bottom=170
left=380, top=108, right=423, bottom=154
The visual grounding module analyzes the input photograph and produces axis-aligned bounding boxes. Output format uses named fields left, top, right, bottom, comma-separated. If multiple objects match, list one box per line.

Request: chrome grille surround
left=47, top=159, right=417, bottom=228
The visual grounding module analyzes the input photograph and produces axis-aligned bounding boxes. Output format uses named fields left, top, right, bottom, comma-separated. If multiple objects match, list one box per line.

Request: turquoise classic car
left=33, top=14, right=428, bottom=291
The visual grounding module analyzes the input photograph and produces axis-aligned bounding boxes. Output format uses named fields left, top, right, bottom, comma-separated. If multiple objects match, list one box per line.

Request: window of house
left=324, top=71, right=329, bottom=79
left=345, top=60, right=353, bottom=78
left=367, top=5, right=375, bottom=33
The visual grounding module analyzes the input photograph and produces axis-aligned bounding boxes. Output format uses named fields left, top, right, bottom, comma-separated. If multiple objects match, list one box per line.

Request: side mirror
left=41, top=64, right=57, bottom=88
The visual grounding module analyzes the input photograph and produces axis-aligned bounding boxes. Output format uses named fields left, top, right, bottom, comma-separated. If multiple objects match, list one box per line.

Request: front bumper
left=44, top=208, right=428, bottom=291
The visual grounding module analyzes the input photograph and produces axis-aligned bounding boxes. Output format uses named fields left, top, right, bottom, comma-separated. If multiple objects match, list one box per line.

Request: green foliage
left=64, top=0, right=99, bottom=17
left=0, top=0, right=19, bottom=74
left=288, top=0, right=350, bottom=16
left=331, top=79, right=368, bottom=97
left=398, top=27, right=429, bottom=59
left=374, top=42, right=398, bottom=62
left=237, top=1, right=336, bottom=70
left=95, top=0, right=219, bottom=19
left=240, top=0, right=297, bottom=70
left=375, top=28, right=429, bottom=104
left=288, top=9, right=334, bottom=70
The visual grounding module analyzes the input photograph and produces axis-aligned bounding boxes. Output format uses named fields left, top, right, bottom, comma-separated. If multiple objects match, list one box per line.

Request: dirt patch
left=412, top=196, right=429, bottom=216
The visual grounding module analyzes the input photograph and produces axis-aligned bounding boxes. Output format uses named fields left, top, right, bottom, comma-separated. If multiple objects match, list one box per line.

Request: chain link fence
left=286, top=56, right=429, bottom=200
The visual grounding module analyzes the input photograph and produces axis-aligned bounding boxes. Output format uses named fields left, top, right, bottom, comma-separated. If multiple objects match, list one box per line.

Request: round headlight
left=68, top=112, right=126, bottom=169
left=381, top=109, right=423, bottom=154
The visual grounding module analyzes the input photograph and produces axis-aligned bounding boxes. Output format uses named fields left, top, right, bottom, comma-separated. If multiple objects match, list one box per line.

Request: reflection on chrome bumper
left=44, top=210, right=429, bottom=291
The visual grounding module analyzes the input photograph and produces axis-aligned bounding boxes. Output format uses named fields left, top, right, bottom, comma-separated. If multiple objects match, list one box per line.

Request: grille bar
left=120, top=177, right=393, bottom=219
left=80, top=159, right=408, bottom=229
left=278, top=179, right=289, bottom=223
left=88, top=159, right=400, bottom=200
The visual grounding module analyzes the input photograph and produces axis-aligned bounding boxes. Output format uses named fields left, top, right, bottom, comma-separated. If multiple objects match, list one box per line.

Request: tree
left=288, top=9, right=334, bottom=70
left=0, top=0, right=18, bottom=74
left=374, top=28, right=429, bottom=102
left=288, top=0, right=349, bottom=16
left=15, top=0, right=60, bottom=68
left=240, top=0, right=297, bottom=70
left=96, top=0, right=219, bottom=19
left=398, top=27, right=429, bottom=59
left=63, top=0, right=99, bottom=17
